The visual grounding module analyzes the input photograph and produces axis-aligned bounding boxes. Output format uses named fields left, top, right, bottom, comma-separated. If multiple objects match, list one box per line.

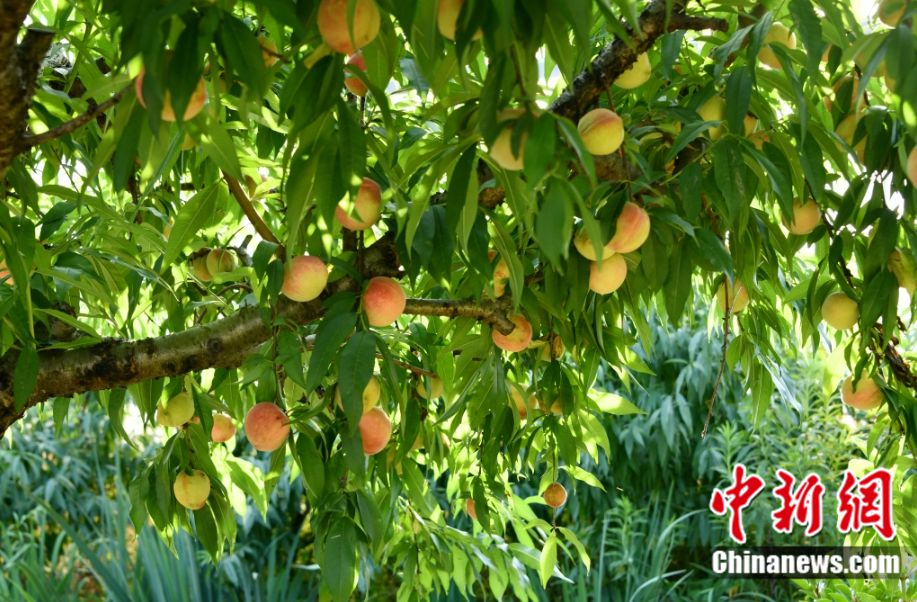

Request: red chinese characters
left=771, top=470, right=825, bottom=536
left=709, top=463, right=766, bottom=544
left=837, top=468, right=897, bottom=541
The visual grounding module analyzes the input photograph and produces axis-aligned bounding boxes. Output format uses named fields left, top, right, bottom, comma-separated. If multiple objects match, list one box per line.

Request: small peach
left=335, top=177, right=382, bottom=230
left=491, top=314, right=533, bottom=353
left=282, top=255, right=329, bottom=302
left=715, top=279, right=749, bottom=313
left=359, top=407, right=392, bottom=455
left=362, top=277, right=406, bottom=326
left=317, top=0, right=381, bottom=54
left=344, top=52, right=368, bottom=96
left=543, top=482, right=567, bottom=508
left=173, top=470, right=211, bottom=510
left=244, top=402, right=290, bottom=452
left=785, top=200, right=822, bottom=235
left=607, top=202, right=650, bottom=253
left=211, top=414, right=237, bottom=443
left=589, top=254, right=627, bottom=294
left=821, top=292, right=858, bottom=330
left=841, top=375, right=883, bottom=410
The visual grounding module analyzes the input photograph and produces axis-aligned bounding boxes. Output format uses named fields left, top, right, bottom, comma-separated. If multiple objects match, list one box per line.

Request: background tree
left=0, top=0, right=915, bottom=599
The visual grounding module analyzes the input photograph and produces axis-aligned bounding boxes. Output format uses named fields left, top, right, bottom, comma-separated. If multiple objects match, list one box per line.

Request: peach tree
left=0, top=0, right=915, bottom=598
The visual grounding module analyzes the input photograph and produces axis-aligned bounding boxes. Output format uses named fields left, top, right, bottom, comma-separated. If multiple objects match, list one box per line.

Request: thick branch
left=18, top=85, right=130, bottom=149
left=404, top=298, right=515, bottom=334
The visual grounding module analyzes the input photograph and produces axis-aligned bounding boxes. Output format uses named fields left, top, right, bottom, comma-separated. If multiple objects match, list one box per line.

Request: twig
left=222, top=170, right=286, bottom=261
left=18, top=86, right=130, bottom=149
left=702, top=275, right=732, bottom=439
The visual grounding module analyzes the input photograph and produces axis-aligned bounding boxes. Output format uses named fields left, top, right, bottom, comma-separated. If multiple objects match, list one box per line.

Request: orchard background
left=0, top=0, right=916, bottom=599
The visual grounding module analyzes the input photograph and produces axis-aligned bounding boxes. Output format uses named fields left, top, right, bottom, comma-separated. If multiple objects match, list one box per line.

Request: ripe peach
left=841, top=375, right=883, bottom=410
left=335, top=177, right=382, bottom=230
left=211, top=414, right=237, bottom=443
left=173, top=470, right=211, bottom=510
left=836, top=114, right=865, bottom=161
left=415, top=375, right=444, bottom=399
left=493, top=257, right=510, bottom=297
left=335, top=375, right=382, bottom=412
left=206, top=249, right=235, bottom=276
left=758, top=22, right=797, bottom=69
left=907, top=147, right=917, bottom=188
left=539, top=398, right=563, bottom=416
left=259, top=36, right=279, bottom=68
left=135, top=69, right=207, bottom=122
left=743, top=114, right=757, bottom=136
left=282, top=255, right=329, bottom=302
left=786, top=200, right=822, bottom=235
left=437, top=0, right=482, bottom=40
left=589, top=254, right=627, bottom=295
left=543, top=482, right=567, bottom=508
left=821, top=292, right=858, bottom=330
left=362, top=276, right=406, bottom=326
left=607, top=202, right=650, bottom=253
left=577, top=108, right=625, bottom=156
left=344, top=52, right=368, bottom=96
left=715, top=279, right=749, bottom=313
left=465, top=498, right=478, bottom=520
left=491, top=314, right=532, bottom=353
left=698, top=96, right=725, bottom=140
left=156, top=391, right=195, bottom=427
left=359, top=407, right=392, bottom=455
left=889, top=249, right=917, bottom=293
left=878, top=0, right=906, bottom=26
left=244, top=402, right=290, bottom=452
left=191, top=256, right=212, bottom=282
left=317, top=0, right=381, bottom=54
left=614, top=52, right=651, bottom=89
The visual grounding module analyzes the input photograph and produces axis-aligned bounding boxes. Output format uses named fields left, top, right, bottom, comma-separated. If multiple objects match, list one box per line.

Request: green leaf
left=13, top=343, right=38, bottom=411
left=557, top=527, right=591, bottom=572
left=693, top=229, right=734, bottom=278
left=216, top=14, right=268, bottom=96
left=789, top=0, right=824, bottom=78
left=561, top=465, right=606, bottom=491
left=338, top=330, right=376, bottom=431
left=305, top=312, right=357, bottom=393
left=276, top=329, right=306, bottom=388
left=591, top=390, right=643, bottom=415
left=539, top=531, right=558, bottom=587
left=161, top=183, right=221, bottom=270
left=725, top=66, right=752, bottom=135
left=859, top=270, right=897, bottom=333
left=535, top=185, right=573, bottom=268
left=295, top=434, right=326, bottom=497
left=322, top=519, right=358, bottom=602
left=199, top=119, right=242, bottom=179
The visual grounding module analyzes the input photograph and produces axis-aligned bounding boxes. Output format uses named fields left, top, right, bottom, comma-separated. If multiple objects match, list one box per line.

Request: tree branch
left=404, top=298, right=515, bottom=334
left=18, top=85, right=130, bottom=149
left=222, top=170, right=286, bottom=260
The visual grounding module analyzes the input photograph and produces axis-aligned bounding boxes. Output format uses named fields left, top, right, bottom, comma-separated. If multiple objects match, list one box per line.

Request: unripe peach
left=543, top=482, right=567, bottom=508
left=607, top=202, right=650, bottom=253
left=589, top=254, right=627, bottom=295
left=0, top=261, right=13, bottom=286
left=317, top=0, right=381, bottom=54
left=173, top=470, right=211, bottom=510
left=698, top=96, right=725, bottom=140
left=335, top=375, right=382, bottom=412
left=758, top=22, right=797, bottom=69
left=841, top=375, right=883, bottom=410
left=907, top=147, right=917, bottom=188
left=577, top=108, right=625, bottom=156
left=206, top=249, right=236, bottom=276
left=344, top=52, right=368, bottom=96
left=465, top=498, right=478, bottom=520
left=282, top=255, right=329, bottom=302
left=836, top=114, right=865, bottom=161
left=743, top=114, right=758, bottom=136
left=415, top=375, right=444, bottom=399
left=491, top=314, right=532, bottom=353
left=614, top=52, right=651, bottom=89
left=821, top=292, right=859, bottom=330
left=437, top=0, right=482, bottom=41
left=156, top=391, right=195, bottom=427
left=259, top=36, right=279, bottom=68
left=244, top=402, right=290, bottom=452
left=211, top=414, right=237, bottom=443
left=785, top=200, right=822, bottom=235
left=715, top=279, right=749, bottom=313
left=135, top=69, right=207, bottom=122
left=493, top=257, right=510, bottom=297
left=489, top=126, right=527, bottom=171
left=878, top=0, right=907, bottom=26
left=359, top=407, right=392, bottom=455
left=889, top=249, right=917, bottom=293
left=362, top=276, right=406, bottom=326
left=335, top=177, right=382, bottom=230
left=191, top=256, right=212, bottom=282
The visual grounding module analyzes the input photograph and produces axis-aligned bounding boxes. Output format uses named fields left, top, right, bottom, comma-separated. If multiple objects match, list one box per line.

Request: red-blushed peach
left=758, top=22, right=797, bottom=69
left=362, top=276, right=406, bottom=326
left=335, top=177, right=381, bottom=230
left=282, top=255, right=328, bottom=302
left=589, top=254, right=627, bottom=295
left=191, top=256, right=212, bottom=282
left=344, top=52, right=368, bottom=96
left=156, top=391, right=195, bottom=427
left=577, top=108, right=624, bottom=156
left=491, top=314, right=533, bottom=353
left=206, top=249, right=236, bottom=276
left=465, top=498, right=478, bottom=520
left=607, top=202, right=650, bottom=253
left=543, top=482, right=567, bottom=508
left=573, top=228, right=613, bottom=261
left=135, top=69, right=207, bottom=122
left=614, top=52, right=651, bottom=89
left=842, top=375, right=883, bottom=410
left=510, top=387, right=529, bottom=420
left=211, top=414, right=236, bottom=443
left=359, top=407, right=392, bottom=455
left=317, top=0, right=381, bottom=54
left=715, top=279, right=749, bottom=313
left=244, top=402, right=290, bottom=452
left=821, top=292, right=859, bottom=330
left=173, top=470, right=211, bottom=510
left=0, top=261, right=13, bottom=286
left=437, top=0, right=482, bottom=40
left=786, top=200, right=822, bottom=235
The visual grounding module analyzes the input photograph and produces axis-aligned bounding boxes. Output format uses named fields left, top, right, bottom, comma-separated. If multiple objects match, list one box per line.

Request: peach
left=614, top=52, right=651, bottom=89
left=698, top=96, right=725, bottom=140
left=491, top=313, right=532, bottom=353
left=465, top=498, right=478, bottom=520
left=173, top=470, right=211, bottom=510
left=493, top=257, right=510, bottom=297
left=135, top=69, right=207, bottom=122
left=489, top=126, right=526, bottom=171
left=824, top=75, right=859, bottom=113
left=259, top=36, right=279, bottom=68
left=573, top=228, right=613, bottom=261
left=211, top=414, right=236, bottom=443
left=907, top=147, right=917, bottom=188
left=317, top=0, right=381, bottom=54
left=0, top=261, right=13, bottom=286
left=539, top=334, right=564, bottom=362
left=786, top=200, right=822, bottom=235
left=206, top=249, right=235, bottom=276
left=344, top=52, right=368, bottom=96
left=878, top=0, right=907, bottom=26
left=335, top=375, right=381, bottom=412
left=415, top=375, right=444, bottom=399
left=510, top=387, right=529, bottom=420
left=589, top=254, right=627, bottom=295
left=821, top=292, right=859, bottom=330
left=607, top=202, right=650, bottom=253
left=842, top=375, right=883, bottom=410
left=836, top=114, right=865, bottom=161
left=244, top=402, right=290, bottom=452
left=889, top=249, right=917, bottom=293
left=758, top=22, right=797, bottom=69
left=282, top=255, right=329, bottom=302
left=539, top=398, right=563, bottom=416
left=156, top=391, right=195, bottom=427
left=437, top=0, right=482, bottom=41
left=716, top=279, right=749, bottom=313
left=335, top=177, right=382, bottom=230
left=359, top=407, right=392, bottom=455
left=743, top=114, right=757, bottom=136
left=543, top=482, right=567, bottom=508
left=362, top=276, right=406, bottom=326
left=191, top=256, right=212, bottom=282
left=577, top=108, right=624, bottom=156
